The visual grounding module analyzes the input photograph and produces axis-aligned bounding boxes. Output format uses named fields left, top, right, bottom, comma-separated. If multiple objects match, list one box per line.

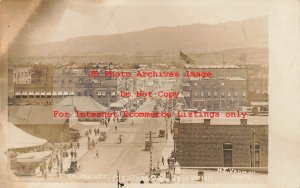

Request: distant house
left=9, top=105, right=74, bottom=142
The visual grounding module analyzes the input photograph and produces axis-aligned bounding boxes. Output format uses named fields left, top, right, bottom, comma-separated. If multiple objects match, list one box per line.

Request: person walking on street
left=131, top=120, right=134, bottom=126
left=77, top=142, right=80, bottom=149
left=162, top=156, right=164, bottom=166
left=96, top=149, right=99, bottom=158
left=57, top=168, right=59, bottom=178
left=70, top=150, right=74, bottom=159
left=48, top=160, right=53, bottom=172
left=115, top=125, right=117, bottom=132
left=74, top=150, right=77, bottom=159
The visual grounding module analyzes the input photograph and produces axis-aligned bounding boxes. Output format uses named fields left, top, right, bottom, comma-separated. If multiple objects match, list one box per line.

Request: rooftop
left=178, top=112, right=268, bottom=125
left=9, top=105, right=74, bottom=125
left=57, top=96, right=108, bottom=112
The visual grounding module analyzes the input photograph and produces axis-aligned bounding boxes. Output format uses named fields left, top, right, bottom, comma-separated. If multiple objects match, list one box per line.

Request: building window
left=242, top=92, right=246, bottom=97
left=221, top=92, right=225, bottom=97
left=223, top=143, right=233, bottom=167
left=250, top=143, right=261, bottom=167
left=214, top=91, right=218, bottom=97
left=208, top=92, right=211, bottom=97
left=200, top=92, right=204, bottom=97
left=194, top=92, right=198, bottom=97
left=228, top=92, right=231, bottom=97
left=235, top=91, right=238, bottom=96
left=194, top=83, right=198, bottom=86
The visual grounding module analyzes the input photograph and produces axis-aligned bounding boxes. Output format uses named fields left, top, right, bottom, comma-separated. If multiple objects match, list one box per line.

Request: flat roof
left=177, top=112, right=268, bottom=125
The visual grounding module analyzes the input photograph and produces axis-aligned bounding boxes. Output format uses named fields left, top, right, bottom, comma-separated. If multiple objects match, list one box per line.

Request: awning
left=46, top=92, right=52, bottom=96
left=21, top=92, right=28, bottom=96
left=57, top=91, right=63, bottom=96
left=98, top=91, right=106, bottom=96
left=34, top=91, right=40, bottom=96
left=69, top=92, right=75, bottom=96
left=63, top=91, right=69, bottom=96
left=40, top=91, right=46, bottom=96
left=250, top=101, right=268, bottom=106
left=7, top=122, right=47, bottom=149
left=121, top=98, right=129, bottom=103
left=15, top=92, right=21, bottom=96
left=52, top=91, right=58, bottom=96
left=111, top=91, right=116, bottom=96
left=110, top=102, right=124, bottom=108
left=14, top=151, right=51, bottom=163
left=28, top=92, right=34, bottom=96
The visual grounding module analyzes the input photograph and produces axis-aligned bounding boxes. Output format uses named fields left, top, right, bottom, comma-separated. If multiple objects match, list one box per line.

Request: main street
left=77, top=98, right=174, bottom=182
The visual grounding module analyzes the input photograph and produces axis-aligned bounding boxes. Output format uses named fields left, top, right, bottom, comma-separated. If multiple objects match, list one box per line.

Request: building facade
left=173, top=119, right=268, bottom=168
left=182, top=77, right=248, bottom=111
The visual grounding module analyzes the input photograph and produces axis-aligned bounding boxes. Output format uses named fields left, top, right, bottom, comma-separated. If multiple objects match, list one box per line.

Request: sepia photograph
left=0, top=0, right=299, bottom=188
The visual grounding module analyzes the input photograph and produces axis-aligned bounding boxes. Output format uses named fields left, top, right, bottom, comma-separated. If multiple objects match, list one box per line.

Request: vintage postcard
left=0, top=0, right=299, bottom=188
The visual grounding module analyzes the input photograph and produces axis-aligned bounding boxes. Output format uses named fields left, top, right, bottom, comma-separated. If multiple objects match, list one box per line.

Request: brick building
left=173, top=116, right=268, bottom=168
left=182, top=77, right=248, bottom=111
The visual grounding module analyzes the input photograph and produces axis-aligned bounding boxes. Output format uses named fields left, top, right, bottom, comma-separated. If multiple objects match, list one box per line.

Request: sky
left=47, top=0, right=269, bottom=42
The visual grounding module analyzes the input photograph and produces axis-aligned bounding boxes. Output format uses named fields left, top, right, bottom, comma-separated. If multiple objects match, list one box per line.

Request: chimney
left=240, top=118, right=247, bottom=126
left=204, top=119, right=211, bottom=126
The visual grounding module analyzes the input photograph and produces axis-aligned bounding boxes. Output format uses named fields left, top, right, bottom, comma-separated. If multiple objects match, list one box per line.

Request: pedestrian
left=74, top=150, right=77, bottom=159
left=44, top=170, right=47, bottom=180
left=105, top=121, right=108, bottom=128
left=115, top=125, right=117, bottom=132
left=96, top=149, right=99, bottom=158
left=60, top=161, right=63, bottom=173
left=70, top=142, right=73, bottom=149
left=48, top=160, right=52, bottom=172
left=71, top=150, right=74, bottom=159
left=162, top=156, right=164, bottom=165
left=97, top=129, right=100, bottom=135
left=77, top=142, right=80, bottom=149
left=131, top=120, right=134, bottom=126
left=92, top=140, right=95, bottom=148
left=57, top=168, right=59, bottom=178
left=39, top=163, right=43, bottom=174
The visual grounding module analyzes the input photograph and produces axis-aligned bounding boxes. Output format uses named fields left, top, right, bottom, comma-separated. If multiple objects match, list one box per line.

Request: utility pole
left=145, top=131, right=157, bottom=183
left=117, top=169, right=124, bottom=188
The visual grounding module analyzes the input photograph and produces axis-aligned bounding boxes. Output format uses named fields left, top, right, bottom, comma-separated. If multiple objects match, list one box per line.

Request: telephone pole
left=117, top=169, right=124, bottom=188
left=145, top=131, right=157, bottom=183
